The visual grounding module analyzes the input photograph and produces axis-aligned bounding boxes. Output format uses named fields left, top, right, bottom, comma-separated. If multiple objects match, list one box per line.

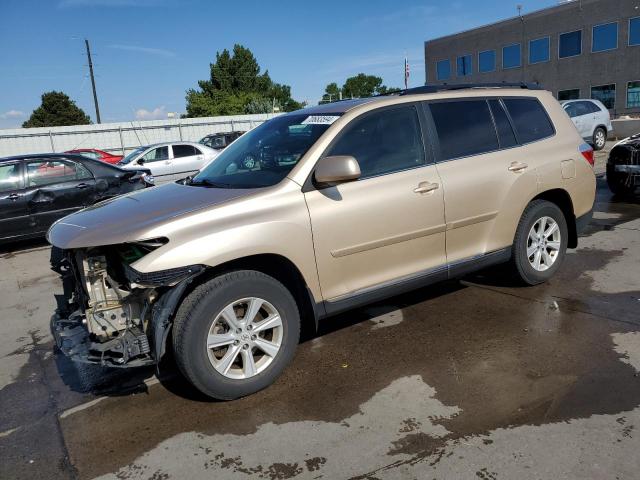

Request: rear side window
left=488, top=100, right=517, bottom=149
left=429, top=100, right=499, bottom=160
left=503, top=98, right=554, bottom=144
left=25, top=160, right=92, bottom=187
left=327, top=105, right=425, bottom=178
left=172, top=144, right=198, bottom=158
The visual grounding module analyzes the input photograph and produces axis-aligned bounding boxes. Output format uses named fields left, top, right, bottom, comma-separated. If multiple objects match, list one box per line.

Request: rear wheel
left=510, top=200, right=568, bottom=285
left=592, top=127, right=607, bottom=151
left=172, top=270, right=300, bottom=400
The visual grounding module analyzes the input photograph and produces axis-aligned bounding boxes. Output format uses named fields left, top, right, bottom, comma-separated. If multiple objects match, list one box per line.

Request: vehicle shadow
left=0, top=237, right=49, bottom=257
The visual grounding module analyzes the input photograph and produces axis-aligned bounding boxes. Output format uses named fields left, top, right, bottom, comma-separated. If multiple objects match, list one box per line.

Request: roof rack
left=395, top=82, right=543, bottom=96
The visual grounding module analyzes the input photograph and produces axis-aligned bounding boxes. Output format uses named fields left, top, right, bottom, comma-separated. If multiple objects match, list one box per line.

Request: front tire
left=172, top=270, right=300, bottom=400
left=592, top=127, right=607, bottom=151
left=510, top=200, right=568, bottom=285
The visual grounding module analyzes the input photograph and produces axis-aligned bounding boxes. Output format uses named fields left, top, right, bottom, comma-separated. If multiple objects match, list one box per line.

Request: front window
left=436, top=59, right=451, bottom=81
left=119, top=147, right=147, bottom=165
left=591, top=84, right=616, bottom=109
left=192, top=113, right=340, bottom=188
left=0, top=163, right=22, bottom=192
left=502, top=44, right=521, bottom=69
left=529, top=37, right=550, bottom=64
left=592, top=22, right=618, bottom=52
left=559, top=30, right=582, bottom=58
left=456, top=55, right=472, bottom=77
left=142, top=146, right=169, bottom=163
left=627, top=81, right=640, bottom=108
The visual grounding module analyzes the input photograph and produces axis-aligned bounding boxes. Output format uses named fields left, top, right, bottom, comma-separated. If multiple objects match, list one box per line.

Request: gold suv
left=49, top=84, right=596, bottom=399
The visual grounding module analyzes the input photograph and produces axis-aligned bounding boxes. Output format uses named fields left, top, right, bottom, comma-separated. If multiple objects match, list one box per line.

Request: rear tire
left=510, top=200, right=568, bottom=285
left=592, top=127, right=607, bottom=151
left=172, top=270, right=300, bottom=400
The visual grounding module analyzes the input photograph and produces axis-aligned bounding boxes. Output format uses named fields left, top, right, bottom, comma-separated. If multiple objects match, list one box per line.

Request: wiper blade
left=188, top=178, right=231, bottom=188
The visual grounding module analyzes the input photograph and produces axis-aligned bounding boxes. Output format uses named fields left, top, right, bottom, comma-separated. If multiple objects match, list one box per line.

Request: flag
left=404, top=57, right=410, bottom=89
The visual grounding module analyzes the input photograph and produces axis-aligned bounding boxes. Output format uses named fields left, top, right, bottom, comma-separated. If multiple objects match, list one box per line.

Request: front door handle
left=76, top=183, right=89, bottom=189
left=8, top=193, right=20, bottom=201
left=508, top=162, right=528, bottom=172
left=414, top=181, right=439, bottom=194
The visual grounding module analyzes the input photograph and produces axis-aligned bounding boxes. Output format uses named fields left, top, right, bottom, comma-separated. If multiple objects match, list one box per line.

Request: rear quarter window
left=503, top=98, right=555, bottom=144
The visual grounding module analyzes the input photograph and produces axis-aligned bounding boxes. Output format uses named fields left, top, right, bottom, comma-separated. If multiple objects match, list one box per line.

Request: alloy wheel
left=206, top=297, right=283, bottom=380
left=527, top=216, right=561, bottom=272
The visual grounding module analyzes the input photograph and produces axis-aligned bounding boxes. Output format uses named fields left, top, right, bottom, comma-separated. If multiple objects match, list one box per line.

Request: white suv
left=561, top=99, right=612, bottom=151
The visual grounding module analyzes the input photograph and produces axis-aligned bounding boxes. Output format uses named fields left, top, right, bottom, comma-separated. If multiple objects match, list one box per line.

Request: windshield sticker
left=301, top=115, right=340, bottom=125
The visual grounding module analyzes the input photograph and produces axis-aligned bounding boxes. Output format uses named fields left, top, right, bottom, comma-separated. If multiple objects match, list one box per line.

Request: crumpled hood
left=47, top=182, right=257, bottom=248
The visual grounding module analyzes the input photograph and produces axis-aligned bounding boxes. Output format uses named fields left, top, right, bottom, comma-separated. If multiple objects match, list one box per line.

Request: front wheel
left=172, top=270, right=300, bottom=400
left=510, top=200, right=568, bottom=285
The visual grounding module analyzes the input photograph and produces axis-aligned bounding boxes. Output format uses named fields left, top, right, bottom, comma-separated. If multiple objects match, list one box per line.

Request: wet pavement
left=1, top=166, right=639, bottom=479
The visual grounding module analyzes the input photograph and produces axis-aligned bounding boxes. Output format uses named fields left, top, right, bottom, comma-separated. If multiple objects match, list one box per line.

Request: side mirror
left=136, top=158, right=145, bottom=165
left=314, top=155, right=361, bottom=185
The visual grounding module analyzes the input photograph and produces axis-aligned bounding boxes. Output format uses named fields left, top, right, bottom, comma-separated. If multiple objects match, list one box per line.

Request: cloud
left=59, top=0, right=164, bottom=7
left=134, top=106, right=167, bottom=120
left=107, top=44, right=176, bottom=58
left=0, top=110, right=25, bottom=119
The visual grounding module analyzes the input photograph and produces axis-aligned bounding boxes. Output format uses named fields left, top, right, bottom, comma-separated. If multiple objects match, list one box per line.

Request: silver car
left=561, top=99, right=613, bottom=151
left=118, top=141, right=219, bottom=184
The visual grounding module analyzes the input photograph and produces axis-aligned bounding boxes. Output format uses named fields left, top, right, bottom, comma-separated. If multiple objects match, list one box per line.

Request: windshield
left=119, top=147, right=147, bottom=165
left=191, top=113, right=340, bottom=188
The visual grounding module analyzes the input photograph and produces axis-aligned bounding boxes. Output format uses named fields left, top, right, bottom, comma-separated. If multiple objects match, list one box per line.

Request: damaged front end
left=50, top=240, right=203, bottom=367
left=607, top=133, right=640, bottom=192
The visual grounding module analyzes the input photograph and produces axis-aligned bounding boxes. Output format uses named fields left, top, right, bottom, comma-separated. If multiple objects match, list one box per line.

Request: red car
left=64, top=149, right=123, bottom=164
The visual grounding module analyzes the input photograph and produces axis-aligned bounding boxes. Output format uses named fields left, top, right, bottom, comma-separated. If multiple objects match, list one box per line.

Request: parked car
left=561, top=99, right=612, bottom=151
left=49, top=84, right=595, bottom=400
left=117, top=141, right=219, bottom=184
left=199, top=131, right=245, bottom=150
left=606, top=132, right=640, bottom=195
left=65, top=148, right=124, bottom=164
left=0, top=153, right=153, bottom=244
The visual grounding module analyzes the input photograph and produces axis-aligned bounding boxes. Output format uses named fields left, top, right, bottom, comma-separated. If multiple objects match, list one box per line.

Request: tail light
left=579, top=143, right=594, bottom=167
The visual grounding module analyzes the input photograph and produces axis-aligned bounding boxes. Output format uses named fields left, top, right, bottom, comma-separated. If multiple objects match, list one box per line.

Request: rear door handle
left=414, top=182, right=439, bottom=194
left=508, top=162, right=528, bottom=172
left=8, top=193, right=20, bottom=201
left=76, top=183, right=89, bottom=189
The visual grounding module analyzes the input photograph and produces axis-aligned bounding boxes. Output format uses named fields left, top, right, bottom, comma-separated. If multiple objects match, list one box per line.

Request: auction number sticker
left=301, top=115, right=340, bottom=125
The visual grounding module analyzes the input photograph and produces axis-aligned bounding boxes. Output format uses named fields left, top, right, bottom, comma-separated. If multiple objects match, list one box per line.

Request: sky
left=0, top=0, right=558, bottom=129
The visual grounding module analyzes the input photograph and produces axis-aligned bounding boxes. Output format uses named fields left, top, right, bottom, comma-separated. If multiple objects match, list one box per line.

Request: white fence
left=0, top=113, right=280, bottom=158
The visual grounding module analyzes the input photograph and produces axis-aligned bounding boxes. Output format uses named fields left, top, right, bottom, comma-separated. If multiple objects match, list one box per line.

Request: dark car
left=0, top=153, right=153, bottom=244
left=607, top=133, right=640, bottom=195
left=199, top=131, right=244, bottom=150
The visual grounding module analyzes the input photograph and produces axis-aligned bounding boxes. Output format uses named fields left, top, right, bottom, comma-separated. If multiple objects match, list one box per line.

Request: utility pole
left=85, top=39, right=101, bottom=124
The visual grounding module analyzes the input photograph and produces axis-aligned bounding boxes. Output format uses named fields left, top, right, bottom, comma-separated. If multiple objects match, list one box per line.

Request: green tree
left=22, top=91, right=91, bottom=128
left=320, top=74, right=399, bottom=104
left=185, top=44, right=302, bottom=117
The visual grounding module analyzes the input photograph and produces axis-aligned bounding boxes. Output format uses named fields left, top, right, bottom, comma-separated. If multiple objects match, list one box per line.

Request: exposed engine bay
left=50, top=241, right=202, bottom=367
left=608, top=133, right=640, bottom=190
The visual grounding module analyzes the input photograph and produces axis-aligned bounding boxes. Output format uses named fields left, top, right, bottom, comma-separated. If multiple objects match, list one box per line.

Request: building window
left=591, top=84, right=616, bottom=109
left=456, top=54, right=472, bottom=76
left=628, top=81, right=640, bottom=108
left=630, top=17, right=640, bottom=46
left=559, top=30, right=582, bottom=58
left=478, top=50, right=496, bottom=73
left=502, top=43, right=521, bottom=69
left=436, top=59, right=451, bottom=81
left=592, top=22, right=618, bottom=52
left=558, top=89, right=580, bottom=101
left=529, top=37, right=550, bottom=64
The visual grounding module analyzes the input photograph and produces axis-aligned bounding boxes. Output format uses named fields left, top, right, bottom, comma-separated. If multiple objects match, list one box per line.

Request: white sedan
left=118, top=142, right=219, bottom=184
